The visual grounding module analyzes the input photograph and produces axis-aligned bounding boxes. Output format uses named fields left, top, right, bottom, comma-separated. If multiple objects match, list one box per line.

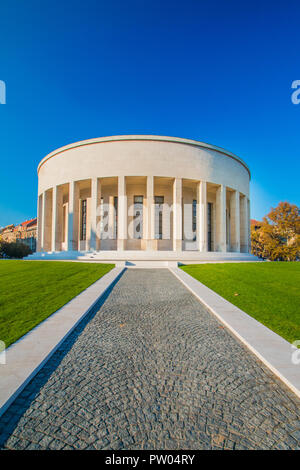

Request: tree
left=251, top=202, right=300, bottom=261
left=251, top=224, right=264, bottom=257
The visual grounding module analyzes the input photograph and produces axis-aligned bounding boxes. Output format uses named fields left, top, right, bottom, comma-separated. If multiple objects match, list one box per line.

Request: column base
left=146, top=239, right=157, bottom=250
left=173, top=240, right=182, bottom=251
left=117, top=239, right=125, bottom=251
left=231, top=243, right=241, bottom=253
left=198, top=241, right=207, bottom=252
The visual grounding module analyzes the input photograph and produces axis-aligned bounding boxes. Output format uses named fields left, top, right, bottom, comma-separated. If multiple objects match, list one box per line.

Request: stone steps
left=26, top=250, right=262, bottom=265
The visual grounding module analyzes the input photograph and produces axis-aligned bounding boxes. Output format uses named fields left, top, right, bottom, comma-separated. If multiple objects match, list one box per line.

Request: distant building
left=0, top=218, right=37, bottom=252
left=0, top=224, right=15, bottom=243
left=15, top=218, right=37, bottom=252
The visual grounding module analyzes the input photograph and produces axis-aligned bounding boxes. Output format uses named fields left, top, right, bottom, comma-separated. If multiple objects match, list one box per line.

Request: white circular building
left=33, top=135, right=253, bottom=263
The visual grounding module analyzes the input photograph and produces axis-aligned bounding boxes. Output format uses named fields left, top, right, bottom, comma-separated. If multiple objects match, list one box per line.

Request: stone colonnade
left=37, top=176, right=250, bottom=254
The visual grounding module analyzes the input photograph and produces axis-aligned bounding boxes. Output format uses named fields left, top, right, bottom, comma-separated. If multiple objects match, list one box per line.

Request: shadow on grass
left=0, top=269, right=126, bottom=448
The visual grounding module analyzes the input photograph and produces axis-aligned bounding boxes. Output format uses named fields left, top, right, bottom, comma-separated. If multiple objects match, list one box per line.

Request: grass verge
left=0, top=260, right=114, bottom=347
left=180, top=262, right=300, bottom=343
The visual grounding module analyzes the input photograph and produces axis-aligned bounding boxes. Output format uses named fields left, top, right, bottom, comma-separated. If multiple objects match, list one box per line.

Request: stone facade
left=34, top=135, right=251, bottom=259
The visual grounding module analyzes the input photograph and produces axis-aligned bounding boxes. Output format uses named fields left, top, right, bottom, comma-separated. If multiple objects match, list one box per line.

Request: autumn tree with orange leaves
left=251, top=202, right=300, bottom=261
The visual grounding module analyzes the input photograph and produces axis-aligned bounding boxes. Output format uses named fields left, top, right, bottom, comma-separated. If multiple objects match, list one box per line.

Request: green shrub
left=0, top=241, right=32, bottom=259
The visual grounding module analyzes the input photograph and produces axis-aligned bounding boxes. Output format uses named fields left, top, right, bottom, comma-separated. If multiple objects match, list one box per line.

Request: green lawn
left=180, top=262, right=300, bottom=344
left=0, top=260, right=114, bottom=347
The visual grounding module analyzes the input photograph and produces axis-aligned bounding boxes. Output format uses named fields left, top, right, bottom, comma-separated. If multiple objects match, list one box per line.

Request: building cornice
left=37, top=135, right=251, bottom=178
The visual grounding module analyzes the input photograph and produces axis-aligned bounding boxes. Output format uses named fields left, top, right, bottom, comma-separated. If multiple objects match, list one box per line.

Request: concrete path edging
left=170, top=267, right=300, bottom=399
left=0, top=267, right=125, bottom=418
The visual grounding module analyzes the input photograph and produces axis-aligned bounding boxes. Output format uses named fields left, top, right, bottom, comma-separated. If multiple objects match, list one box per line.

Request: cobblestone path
left=0, top=269, right=300, bottom=450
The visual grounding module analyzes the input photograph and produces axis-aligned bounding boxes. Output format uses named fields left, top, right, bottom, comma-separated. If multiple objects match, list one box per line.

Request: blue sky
left=0, top=0, right=299, bottom=226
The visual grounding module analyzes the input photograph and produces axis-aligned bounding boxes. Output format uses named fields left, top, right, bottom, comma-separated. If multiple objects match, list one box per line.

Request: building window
left=192, top=199, right=197, bottom=239
left=114, top=196, right=118, bottom=239
left=62, top=204, right=67, bottom=243
left=134, top=196, right=143, bottom=239
left=80, top=199, right=87, bottom=241
left=207, top=202, right=212, bottom=251
left=155, top=196, right=164, bottom=239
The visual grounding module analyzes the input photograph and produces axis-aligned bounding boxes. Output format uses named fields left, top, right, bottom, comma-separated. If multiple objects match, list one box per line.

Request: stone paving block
left=0, top=269, right=299, bottom=450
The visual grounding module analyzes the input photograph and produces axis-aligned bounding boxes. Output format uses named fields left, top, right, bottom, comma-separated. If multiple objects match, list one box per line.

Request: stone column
left=42, top=190, right=52, bottom=252
left=216, top=184, right=227, bottom=252
left=240, top=194, right=249, bottom=253
left=53, top=186, right=64, bottom=252
left=41, top=192, right=46, bottom=251
left=247, top=198, right=251, bottom=253
left=67, top=181, right=79, bottom=251
left=230, top=190, right=240, bottom=252
left=197, top=181, right=207, bottom=251
left=117, top=176, right=127, bottom=251
left=90, top=177, right=101, bottom=251
left=173, top=178, right=182, bottom=251
left=146, top=176, right=155, bottom=250
left=51, top=186, right=58, bottom=252
left=37, top=194, right=43, bottom=252
left=108, top=196, right=115, bottom=241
